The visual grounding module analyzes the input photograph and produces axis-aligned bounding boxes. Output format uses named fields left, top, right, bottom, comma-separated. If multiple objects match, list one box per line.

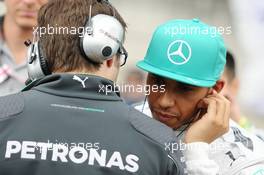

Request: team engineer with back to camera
left=0, top=0, right=188, bottom=174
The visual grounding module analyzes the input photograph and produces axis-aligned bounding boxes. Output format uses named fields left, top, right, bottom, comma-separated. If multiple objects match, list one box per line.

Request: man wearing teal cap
left=136, top=19, right=264, bottom=175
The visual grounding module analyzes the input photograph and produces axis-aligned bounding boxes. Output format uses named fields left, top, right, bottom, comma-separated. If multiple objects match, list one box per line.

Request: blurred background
left=0, top=0, right=263, bottom=128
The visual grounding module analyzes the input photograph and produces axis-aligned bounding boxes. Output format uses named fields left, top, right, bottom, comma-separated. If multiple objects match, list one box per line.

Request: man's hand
left=184, top=90, right=231, bottom=144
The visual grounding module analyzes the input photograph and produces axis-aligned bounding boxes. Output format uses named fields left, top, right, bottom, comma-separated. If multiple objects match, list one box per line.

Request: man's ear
left=212, top=80, right=225, bottom=93
left=106, top=58, right=114, bottom=68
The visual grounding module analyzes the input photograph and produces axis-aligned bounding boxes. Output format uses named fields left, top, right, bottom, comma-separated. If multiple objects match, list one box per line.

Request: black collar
left=24, top=74, right=122, bottom=101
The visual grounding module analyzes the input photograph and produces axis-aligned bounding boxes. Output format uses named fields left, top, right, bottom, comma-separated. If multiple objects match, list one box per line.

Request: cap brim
left=137, top=60, right=215, bottom=87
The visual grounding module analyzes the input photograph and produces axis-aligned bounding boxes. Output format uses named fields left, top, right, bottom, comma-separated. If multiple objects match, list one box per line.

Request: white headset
left=26, top=1, right=125, bottom=82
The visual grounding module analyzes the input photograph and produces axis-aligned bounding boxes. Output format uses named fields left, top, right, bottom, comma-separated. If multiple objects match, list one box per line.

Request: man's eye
left=179, top=86, right=194, bottom=92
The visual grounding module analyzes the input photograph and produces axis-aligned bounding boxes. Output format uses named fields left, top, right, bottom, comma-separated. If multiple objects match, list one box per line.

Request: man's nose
left=158, top=90, right=175, bottom=110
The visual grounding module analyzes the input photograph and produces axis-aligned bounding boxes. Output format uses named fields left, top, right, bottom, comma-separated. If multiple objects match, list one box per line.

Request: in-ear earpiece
left=207, top=88, right=214, bottom=95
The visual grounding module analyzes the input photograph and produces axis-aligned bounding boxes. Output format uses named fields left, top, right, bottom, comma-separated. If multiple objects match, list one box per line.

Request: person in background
left=222, top=50, right=264, bottom=141
left=0, top=0, right=48, bottom=96
left=222, top=51, right=249, bottom=128
left=122, top=69, right=146, bottom=105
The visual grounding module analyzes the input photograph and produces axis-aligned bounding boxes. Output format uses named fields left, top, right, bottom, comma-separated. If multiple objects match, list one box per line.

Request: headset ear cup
left=38, top=44, right=51, bottom=75
left=79, top=35, right=103, bottom=64
left=102, top=46, right=112, bottom=57
left=27, top=42, right=47, bottom=81
left=80, top=14, right=124, bottom=64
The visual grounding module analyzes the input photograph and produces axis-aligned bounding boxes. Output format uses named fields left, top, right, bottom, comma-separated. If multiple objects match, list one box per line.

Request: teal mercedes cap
left=137, top=19, right=226, bottom=87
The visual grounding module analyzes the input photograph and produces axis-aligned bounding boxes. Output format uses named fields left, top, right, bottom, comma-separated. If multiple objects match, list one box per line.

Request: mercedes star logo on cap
left=167, top=40, right=192, bottom=65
